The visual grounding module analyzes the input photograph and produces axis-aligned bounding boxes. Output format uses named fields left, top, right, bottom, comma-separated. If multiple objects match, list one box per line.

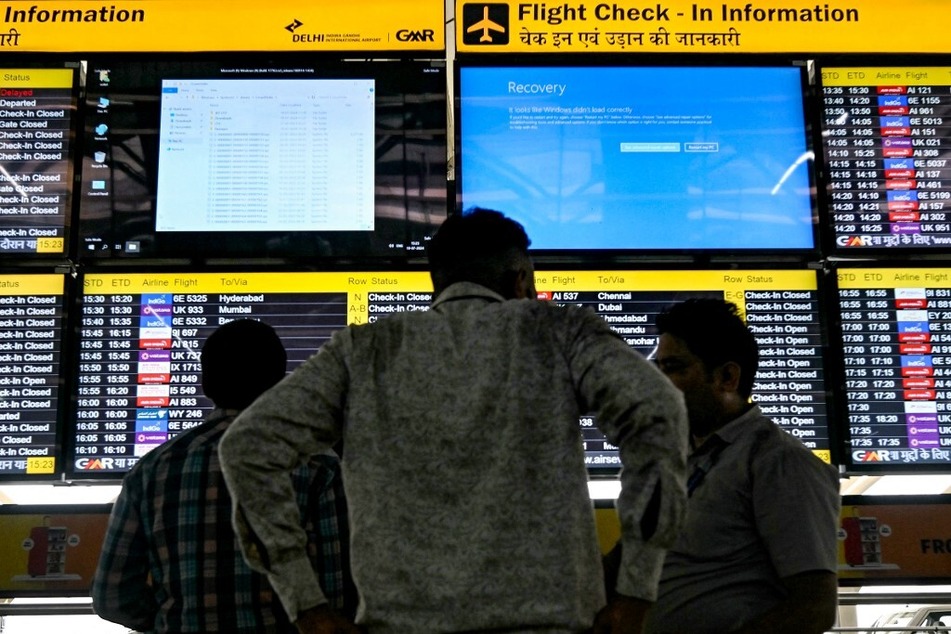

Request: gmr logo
left=396, top=29, right=435, bottom=42
left=836, top=235, right=873, bottom=247
left=851, top=450, right=895, bottom=462
left=75, top=457, right=115, bottom=470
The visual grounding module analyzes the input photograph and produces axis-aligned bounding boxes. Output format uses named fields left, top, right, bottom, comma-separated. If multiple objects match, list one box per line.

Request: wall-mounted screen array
left=77, top=56, right=448, bottom=260
left=835, top=266, right=951, bottom=471
left=68, top=268, right=830, bottom=478
left=457, top=64, right=817, bottom=252
left=535, top=270, right=832, bottom=474
left=69, top=271, right=433, bottom=477
left=0, top=273, right=66, bottom=480
left=820, top=66, right=951, bottom=251
left=0, top=66, right=78, bottom=257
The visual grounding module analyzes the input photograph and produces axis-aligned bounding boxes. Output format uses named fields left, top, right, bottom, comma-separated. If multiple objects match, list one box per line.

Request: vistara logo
left=285, top=18, right=303, bottom=33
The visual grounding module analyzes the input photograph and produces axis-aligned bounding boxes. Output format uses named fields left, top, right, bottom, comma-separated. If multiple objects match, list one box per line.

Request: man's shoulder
left=127, top=417, right=227, bottom=475
left=744, top=414, right=837, bottom=480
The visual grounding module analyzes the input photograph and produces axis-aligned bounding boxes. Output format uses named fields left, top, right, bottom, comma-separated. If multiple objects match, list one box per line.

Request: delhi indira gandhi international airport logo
left=462, top=3, right=508, bottom=45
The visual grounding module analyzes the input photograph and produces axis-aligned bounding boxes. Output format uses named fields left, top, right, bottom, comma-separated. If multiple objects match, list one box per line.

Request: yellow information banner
left=0, top=0, right=444, bottom=52
left=456, top=0, right=950, bottom=54
left=823, top=67, right=951, bottom=88
left=837, top=267, right=951, bottom=289
left=82, top=270, right=435, bottom=326
left=0, top=273, right=64, bottom=296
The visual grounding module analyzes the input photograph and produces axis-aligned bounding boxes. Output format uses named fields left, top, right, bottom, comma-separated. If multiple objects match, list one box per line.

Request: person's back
left=221, top=209, right=689, bottom=633
left=92, top=319, right=352, bottom=633
left=337, top=284, right=646, bottom=630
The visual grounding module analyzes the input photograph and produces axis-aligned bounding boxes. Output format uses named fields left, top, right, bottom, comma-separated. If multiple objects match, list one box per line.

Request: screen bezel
left=0, top=58, right=80, bottom=262
left=815, top=54, right=951, bottom=258
left=828, top=259, right=951, bottom=475
left=74, top=53, right=450, bottom=264
left=0, top=267, right=70, bottom=483
left=454, top=54, right=822, bottom=260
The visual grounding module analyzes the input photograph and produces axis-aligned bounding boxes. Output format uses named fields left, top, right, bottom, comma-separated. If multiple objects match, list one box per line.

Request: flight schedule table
left=0, top=274, right=65, bottom=478
left=821, top=66, right=951, bottom=250
left=71, top=269, right=830, bottom=477
left=71, top=271, right=432, bottom=475
left=536, top=270, right=831, bottom=472
left=837, top=267, right=951, bottom=467
left=0, top=68, right=76, bottom=255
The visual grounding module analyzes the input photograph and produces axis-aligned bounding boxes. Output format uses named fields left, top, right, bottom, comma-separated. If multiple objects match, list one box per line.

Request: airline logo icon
left=135, top=409, right=169, bottom=432
left=462, top=4, right=508, bottom=45
left=882, top=137, right=913, bottom=157
left=878, top=95, right=909, bottom=115
left=137, top=384, right=170, bottom=407
left=885, top=179, right=917, bottom=191
left=884, top=158, right=914, bottom=179
left=888, top=190, right=918, bottom=202
left=138, top=349, right=171, bottom=383
left=880, top=116, right=911, bottom=137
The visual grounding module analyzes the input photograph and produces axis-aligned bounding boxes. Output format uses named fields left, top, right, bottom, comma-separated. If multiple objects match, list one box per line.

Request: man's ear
left=512, top=268, right=536, bottom=300
left=715, top=361, right=742, bottom=393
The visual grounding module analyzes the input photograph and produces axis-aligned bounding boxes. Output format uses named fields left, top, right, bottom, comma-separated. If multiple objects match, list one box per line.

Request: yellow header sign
left=0, top=0, right=444, bottom=53
left=456, top=0, right=949, bottom=54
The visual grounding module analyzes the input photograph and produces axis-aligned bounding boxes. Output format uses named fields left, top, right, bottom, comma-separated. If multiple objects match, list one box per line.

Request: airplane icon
left=466, top=6, right=505, bottom=42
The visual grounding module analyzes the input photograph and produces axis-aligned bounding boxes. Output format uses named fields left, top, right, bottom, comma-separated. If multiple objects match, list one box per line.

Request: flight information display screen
left=0, top=67, right=77, bottom=257
left=76, top=56, right=448, bottom=260
left=69, top=271, right=433, bottom=476
left=0, top=273, right=66, bottom=480
left=820, top=66, right=951, bottom=251
left=535, top=270, right=832, bottom=473
left=69, top=269, right=831, bottom=477
left=458, top=64, right=816, bottom=252
left=836, top=266, right=951, bottom=471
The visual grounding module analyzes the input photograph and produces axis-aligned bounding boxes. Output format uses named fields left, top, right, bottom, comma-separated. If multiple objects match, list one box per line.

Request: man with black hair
left=220, top=209, right=689, bottom=633
left=92, top=318, right=353, bottom=633
left=644, top=298, right=839, bottom=634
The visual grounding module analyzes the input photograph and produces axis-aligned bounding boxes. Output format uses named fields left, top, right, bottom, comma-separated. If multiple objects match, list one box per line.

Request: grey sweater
left=221, top=282, right=688, bottom=633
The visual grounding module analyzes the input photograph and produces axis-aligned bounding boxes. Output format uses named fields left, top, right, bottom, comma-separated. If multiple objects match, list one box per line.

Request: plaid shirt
left=92, top=408, right=353, bottom=633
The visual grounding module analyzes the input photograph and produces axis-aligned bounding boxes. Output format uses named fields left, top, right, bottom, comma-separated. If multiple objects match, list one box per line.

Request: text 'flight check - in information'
left=822, top=66, right=951, bottom=250
left=838, top=267, right=951, bottom=468
left=0, top=274, right=65, bottom=478
left=0, top=68, right=75, bottom=255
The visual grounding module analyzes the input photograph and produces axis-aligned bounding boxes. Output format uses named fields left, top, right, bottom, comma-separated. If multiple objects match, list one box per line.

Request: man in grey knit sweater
left=220, top=209, right=688, bottom=633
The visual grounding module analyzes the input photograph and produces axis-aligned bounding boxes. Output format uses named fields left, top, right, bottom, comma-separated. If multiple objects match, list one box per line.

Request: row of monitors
left=2, top=264, right=951, bottom=481
left=0, top=54, right=949, bottom=260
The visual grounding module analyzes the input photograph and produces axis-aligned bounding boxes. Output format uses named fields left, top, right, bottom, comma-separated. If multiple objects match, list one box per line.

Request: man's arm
left=731, top=570, right=838, bottom=634
left=220, top=333, right=350, bottom=625
left=90, top=483, right=157, bottom=631
left=569, top=311, right=689, bottom=602
left=744, top=439, right=841, bottom=634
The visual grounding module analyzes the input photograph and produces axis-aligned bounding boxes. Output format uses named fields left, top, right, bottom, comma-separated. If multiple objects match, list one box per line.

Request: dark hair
left=200, top=319, right=287, bottom=410
left=656, top=298, right=759, bottom=398
left=427, top=208, right=531, bottom=296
